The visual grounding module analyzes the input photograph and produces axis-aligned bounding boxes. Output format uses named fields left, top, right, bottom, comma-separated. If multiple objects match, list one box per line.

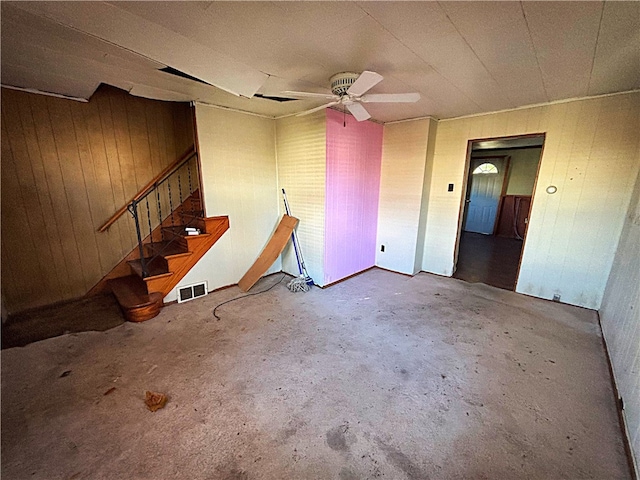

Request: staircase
left=108, top=197, right=229, bottom=322
left=95, top=148, right=229, bottom=322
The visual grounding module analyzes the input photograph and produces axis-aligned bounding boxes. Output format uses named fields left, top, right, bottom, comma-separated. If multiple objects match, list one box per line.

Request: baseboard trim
left=375, top=265, right=415, bottom=277
left=321, top=266, right=377, bottom=288
left=598, top=312, right=638, bottom=480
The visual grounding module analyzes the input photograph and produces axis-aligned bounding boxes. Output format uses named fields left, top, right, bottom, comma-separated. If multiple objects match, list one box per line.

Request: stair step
left=108, top=275, right=163, bottom=322
left=138, top=217, right=228, bottom=296
left=146, top=240, right=189, bottom=257
left=179, top=209, right=204, bottom=215
left=162, top=225, right=211, bottom=238
left=162, top=225, right=191, bottom=237
left=128, top=256, right=169, bottom=278
left=182, top=196, right=200, bottom=205
left=178, top=210, right=205, bottom=221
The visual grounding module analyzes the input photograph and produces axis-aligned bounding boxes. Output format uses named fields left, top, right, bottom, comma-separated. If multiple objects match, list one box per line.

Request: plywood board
left=238, top=215, right=298, bottom=292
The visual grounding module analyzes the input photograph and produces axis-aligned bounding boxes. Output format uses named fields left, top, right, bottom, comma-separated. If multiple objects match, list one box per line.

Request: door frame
left=452, top=133, right=546, bottom=290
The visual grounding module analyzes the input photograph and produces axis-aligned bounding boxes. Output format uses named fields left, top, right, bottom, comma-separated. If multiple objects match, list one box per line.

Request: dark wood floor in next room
left=454, top=231, right=524, bottom=290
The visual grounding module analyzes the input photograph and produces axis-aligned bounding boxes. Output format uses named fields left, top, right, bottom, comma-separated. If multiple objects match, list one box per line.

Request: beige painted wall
left=275, top=112, right=327, bottom=286
left=600, top=167, right=640, bottom=470
left=415, top=120, right=439, bottom=273
left=167, top=104, right=280, bottom=301
left=421, top=92, right=640, bottom=309
left=506, top=148, right=541, bottom=195
left=376, top=118, right=435, bottom=275
left=1, top=85, right=193, bottom=312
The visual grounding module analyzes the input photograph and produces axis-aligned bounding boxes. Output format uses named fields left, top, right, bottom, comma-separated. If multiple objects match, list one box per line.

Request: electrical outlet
left=380, top=245, right=385, bottom=252
left=553, top=294, right=561, bottom=302
left=448, top=183, right=454, bottom=192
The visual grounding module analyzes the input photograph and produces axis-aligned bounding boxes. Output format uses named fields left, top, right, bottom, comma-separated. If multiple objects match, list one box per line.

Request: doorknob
left=465, top=199, right=471, bottom=203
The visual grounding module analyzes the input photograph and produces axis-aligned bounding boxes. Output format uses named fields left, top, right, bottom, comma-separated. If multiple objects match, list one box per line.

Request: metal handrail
left=97, top=146, right=196, bottom=232
left=116, top=151, right=202, bottom=278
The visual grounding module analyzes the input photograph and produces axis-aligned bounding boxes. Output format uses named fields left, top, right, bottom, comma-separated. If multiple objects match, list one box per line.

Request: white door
left=463, top=158, right=506, bottom=234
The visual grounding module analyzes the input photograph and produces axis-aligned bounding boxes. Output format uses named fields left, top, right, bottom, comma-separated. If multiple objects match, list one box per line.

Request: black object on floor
left=1, top=294, right=125, bottom=349
left=454, top=231, right=524, bottom=290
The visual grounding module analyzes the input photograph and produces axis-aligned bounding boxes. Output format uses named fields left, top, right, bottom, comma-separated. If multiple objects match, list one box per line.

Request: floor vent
left=177, top=281, right=208, bottom=303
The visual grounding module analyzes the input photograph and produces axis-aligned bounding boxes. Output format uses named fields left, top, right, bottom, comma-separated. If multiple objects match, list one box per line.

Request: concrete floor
left=1, top=269, right=630, bottom=479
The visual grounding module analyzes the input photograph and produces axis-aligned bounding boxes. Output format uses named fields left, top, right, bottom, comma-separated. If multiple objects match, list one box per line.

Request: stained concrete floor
left=1, top=269, right=630, bottom=479
left=2, top=293, right=125, bottom=349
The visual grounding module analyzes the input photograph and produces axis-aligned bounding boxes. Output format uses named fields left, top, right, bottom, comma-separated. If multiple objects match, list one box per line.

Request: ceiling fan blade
left=296, top=101, right=340, bottom=117
left=360, top=93, right=421, bottom=103
left=346, top=102, right=371, bottom=122
left=283, top=90, right=338, bottom=100
left=347, top=71, right=383, bottom=96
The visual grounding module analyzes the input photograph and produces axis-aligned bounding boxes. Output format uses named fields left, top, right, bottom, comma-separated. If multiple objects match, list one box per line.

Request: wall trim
left=319, top=266, right=376, bottom=288
left=374, top=265, right=414, bottom=277
left=1, top=84, right=89, bottom=102
left=275, top=106, right=385, bottom=125
left=195, top=89, right=640, bottom=126
left=440, top=89, right=640, bottom=123
left=194, top=100, right=274, bottom=119
left=384, top=115, right=438, bottom=125
left=598, top=313, right=639, bottom=480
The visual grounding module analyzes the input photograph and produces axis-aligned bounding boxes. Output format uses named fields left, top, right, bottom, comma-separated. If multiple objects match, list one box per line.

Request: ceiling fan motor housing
left=330, top=72, right=360, bottom=96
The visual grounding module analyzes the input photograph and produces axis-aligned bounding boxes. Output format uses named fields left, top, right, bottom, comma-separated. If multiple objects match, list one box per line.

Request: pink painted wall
left=324, top=109, right=383, bottom=284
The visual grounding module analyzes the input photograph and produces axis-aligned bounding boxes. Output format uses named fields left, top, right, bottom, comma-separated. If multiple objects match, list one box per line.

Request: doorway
left=454, top=135, right=544, bottom=291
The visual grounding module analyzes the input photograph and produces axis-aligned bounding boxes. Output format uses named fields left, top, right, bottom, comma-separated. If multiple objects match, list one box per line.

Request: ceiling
left=2, top=1, right=639, bottom=123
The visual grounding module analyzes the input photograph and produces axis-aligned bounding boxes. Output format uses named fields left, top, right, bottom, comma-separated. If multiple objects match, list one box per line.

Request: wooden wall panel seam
left=70, top=101, right=110, bottom=275
left=47, top=97, right=101, bottom=293
left=1, top=114, right=52, bottom=306
left=2, top=101, right=60, bottom=302
left=24, top=96, right=74, bottom=299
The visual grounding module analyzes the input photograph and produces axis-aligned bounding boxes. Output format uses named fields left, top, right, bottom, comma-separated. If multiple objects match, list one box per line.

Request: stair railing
left=98, top=146, right=203, bottom=278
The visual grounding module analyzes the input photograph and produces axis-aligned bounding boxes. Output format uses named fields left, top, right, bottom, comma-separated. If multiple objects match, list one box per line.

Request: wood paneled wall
left=1, top=85, right=194, bottom=313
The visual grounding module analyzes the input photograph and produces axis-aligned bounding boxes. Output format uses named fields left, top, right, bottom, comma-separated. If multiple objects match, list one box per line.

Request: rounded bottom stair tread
left=108, top=275, right=164, bottom=322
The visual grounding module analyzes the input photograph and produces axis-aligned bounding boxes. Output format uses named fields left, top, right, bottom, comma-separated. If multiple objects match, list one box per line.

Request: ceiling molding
left=384, top=115, right=438, bottom=126
left=193, top=101, right=274, bottom=120
left=0, top=84, right=89, bottom=102
left=439, top=89, right=640, bottom=123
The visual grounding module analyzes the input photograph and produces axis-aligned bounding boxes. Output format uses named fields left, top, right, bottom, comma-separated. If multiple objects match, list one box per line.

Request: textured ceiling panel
left=588, top=1, right=640, bottom=95
left=440, top=1, right=548, bottom=106
left=1, top=1, right=638, bottom=122
left=11, top=1, right=268, bottom=97
left=522, top=1, right=603, bottom=100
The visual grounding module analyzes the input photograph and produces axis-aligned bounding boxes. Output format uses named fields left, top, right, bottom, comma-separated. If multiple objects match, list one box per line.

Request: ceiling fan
left=283, top=71, right=420, bottom=122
